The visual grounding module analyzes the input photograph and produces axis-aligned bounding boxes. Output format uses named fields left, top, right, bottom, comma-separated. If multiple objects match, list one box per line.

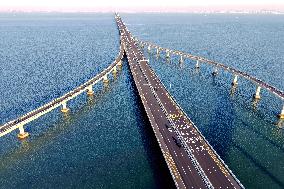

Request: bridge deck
left=116, top=14, right=243, bottom=189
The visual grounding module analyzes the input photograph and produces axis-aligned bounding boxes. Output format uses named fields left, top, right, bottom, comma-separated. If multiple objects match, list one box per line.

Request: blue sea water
left=0, top=13, right=284, bottom=188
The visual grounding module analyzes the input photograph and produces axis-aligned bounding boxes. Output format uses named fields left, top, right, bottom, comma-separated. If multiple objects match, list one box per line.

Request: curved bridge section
left=139, top=40, right=284, bottom=118
left=0, top=43, right=124, bottom=138
left=116, top=14, right=243, bottom=189
left=140, top=41, right=284, bottom=100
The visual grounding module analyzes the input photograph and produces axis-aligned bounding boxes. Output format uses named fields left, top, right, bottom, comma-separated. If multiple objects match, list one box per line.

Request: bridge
left=116, top=14, right=244, bottom=188
left=138, top=40, right=284, bottom=119
left=0, top=43, right=124, bottom=139
left=1, top=13, right=284, bottom=188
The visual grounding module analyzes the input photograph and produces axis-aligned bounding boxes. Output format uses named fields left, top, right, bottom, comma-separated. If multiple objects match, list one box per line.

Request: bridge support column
left=166, top=50, right=170, bottom=59
left=179, top=56, right=184, bottom=63
left=18, top=124, right=29, bottom=139
left=232, top=75, right=238, bottom=86
left=122, top=43, right=126, bottom=51
left=86, top=85, right=94, bottom=96
left=212, top=67, right=218, bottom=76
left=103, top=75, right=109, bottom=83
left=278, top=105, right=284, bottom=119
left=112, top=66, right=117, bottom=75
left=61, top=102, right=69, bottom=113
left=117, top=60, right=122, bottom=67
left=253, top=86, right=261, bottom=100
left=195, top=60, right=200, bottom=68
left=156, top=48, right=160, bottom=56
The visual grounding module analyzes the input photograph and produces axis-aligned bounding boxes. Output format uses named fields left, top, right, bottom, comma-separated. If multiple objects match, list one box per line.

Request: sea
left=0, top=13, right=284, bottom=189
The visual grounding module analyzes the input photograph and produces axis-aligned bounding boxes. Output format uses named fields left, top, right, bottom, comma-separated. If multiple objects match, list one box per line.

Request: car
left=172, top=136, right=182, bottom=148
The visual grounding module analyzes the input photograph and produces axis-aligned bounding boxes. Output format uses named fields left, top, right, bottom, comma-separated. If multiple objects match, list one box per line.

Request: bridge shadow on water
left=125, top=58, right=176, bottom=189
left=240, top=119, right=284, bottom=154
left=201, top=92, right=284, bottom=188
left=202, top=89, right=235, bottom=159
left=232, top=141, right=284, bottom=189
left=0, top=73, right=122, bottom=172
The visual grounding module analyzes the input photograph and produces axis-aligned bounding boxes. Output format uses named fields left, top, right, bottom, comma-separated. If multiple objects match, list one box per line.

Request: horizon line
left=1, top=10, right=284, bottom=14
left=1, top=5, right=284, bottom=13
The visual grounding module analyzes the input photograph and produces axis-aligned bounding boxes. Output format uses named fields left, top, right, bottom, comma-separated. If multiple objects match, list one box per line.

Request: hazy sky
left=1, top=0, right=284, bottom=12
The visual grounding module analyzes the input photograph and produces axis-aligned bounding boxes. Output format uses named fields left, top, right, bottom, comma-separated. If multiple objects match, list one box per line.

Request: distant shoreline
left=0, top=11, right=283, bottom=15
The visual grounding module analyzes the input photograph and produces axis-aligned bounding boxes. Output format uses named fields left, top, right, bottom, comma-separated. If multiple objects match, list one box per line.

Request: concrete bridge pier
left=166, top=50, right=170, bottom=59
left=148, top=45, right=151, bottom=52
left=112, top=66, right=117, bottom=75
left=232, top=75, right=238, bottom=86
left=103, top=75, right=109, bottom=83
left=276, top=119, right=284, bottom=128
left=117, top=60, right=122, bottom=69
left=61, top=101, right=69, bottom=113
left=195, top=60, right=200, bottom=68
left=253, top=86, right=261, bottom=100
left=86, top=85, right=94, bottom=96
left=278, top=105, right=284, bottom=119
left=122, top=43, right=126, bottom=52
left=179, top=56, right=184, bottom=64
left=212, top=67, right=218, bottom=76
left=18, top=124, right=29, bottom=139
left=156, top=48, right=160, bottom=56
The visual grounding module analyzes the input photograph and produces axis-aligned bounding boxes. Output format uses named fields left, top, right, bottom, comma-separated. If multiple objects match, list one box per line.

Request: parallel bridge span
left=0, top=43, right=124, bottom=139
left=139, top=40, right=284, bottom=118
left=141, top=41, right=284, bottom=100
